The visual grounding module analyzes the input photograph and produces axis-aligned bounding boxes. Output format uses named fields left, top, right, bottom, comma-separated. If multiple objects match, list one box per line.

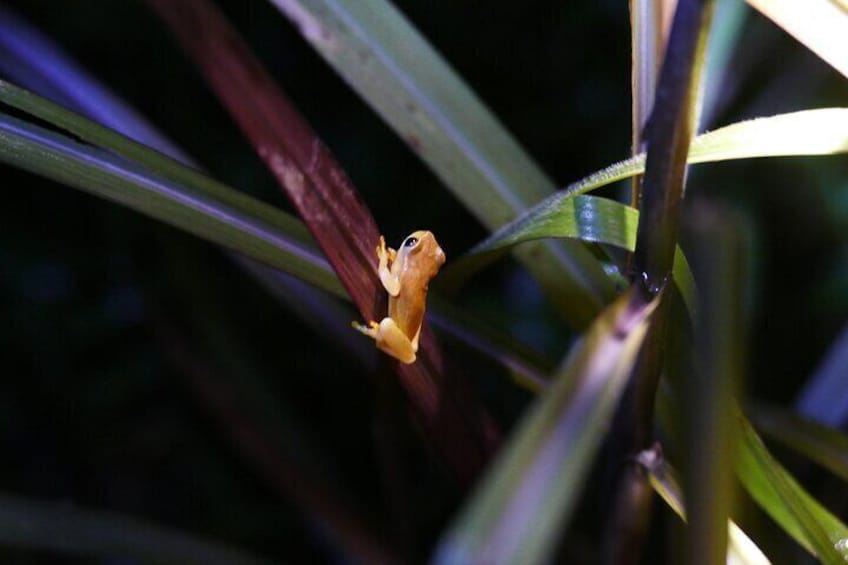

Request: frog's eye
left=403, top=236, right=419, bottom=248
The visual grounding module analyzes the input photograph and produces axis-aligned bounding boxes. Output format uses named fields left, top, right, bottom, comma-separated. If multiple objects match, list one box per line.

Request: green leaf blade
left=752, top=404, right=848, bottom=483
left=736, top=412, right=848, bottom=563
left=636, top=447, right=771, bottom=565
left=435, top=289, right=659, bottom=565
left=0, top=111, right=345, bottom=298
left=267, top=0, right=615, bottom=327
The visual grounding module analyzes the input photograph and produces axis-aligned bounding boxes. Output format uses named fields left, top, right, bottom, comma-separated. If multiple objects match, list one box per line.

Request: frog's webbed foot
left=351, top=320, right=380, bottom=338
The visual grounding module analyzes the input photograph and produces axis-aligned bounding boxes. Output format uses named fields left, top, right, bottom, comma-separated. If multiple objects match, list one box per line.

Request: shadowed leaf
left=752, top=403, right=848, bottom=484
left=736, top=411, right=848, bottom=563
left=145, top=0, right=498, bottom=483
left=266, top=0, right=616, bottom=328
left=434, top=289, right=659, bottom=565
left=0, top=492, right=271, bottom=564
left=636, top=446, right=770, bottom=565
left=0, top=111, right=343, bottom=297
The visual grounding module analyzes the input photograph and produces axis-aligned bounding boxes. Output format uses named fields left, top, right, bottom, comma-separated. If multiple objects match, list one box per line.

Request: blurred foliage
left=2, top=0, right=848, bottom=562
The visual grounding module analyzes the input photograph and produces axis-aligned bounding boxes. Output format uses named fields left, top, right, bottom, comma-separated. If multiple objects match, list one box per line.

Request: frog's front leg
left=376, top=236, right=401, bottom=297
left=351, top=318, right=417, bottom=364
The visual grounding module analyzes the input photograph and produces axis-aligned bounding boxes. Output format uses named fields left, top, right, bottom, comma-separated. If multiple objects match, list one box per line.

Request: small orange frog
left=352, top=231, right=445, bottom=364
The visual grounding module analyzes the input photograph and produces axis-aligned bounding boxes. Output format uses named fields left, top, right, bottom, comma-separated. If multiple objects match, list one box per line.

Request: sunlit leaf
left=444, top=108, right=848, bottom=303
left=746, top=0, right=848, bottom=80
left=434, top=289, right=659, bottom=565
left=478, top=108, right=848, bottom=218
left=441, top=194, right=697, bottom=316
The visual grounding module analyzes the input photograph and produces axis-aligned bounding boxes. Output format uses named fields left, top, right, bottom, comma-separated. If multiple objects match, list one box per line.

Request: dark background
left=1, top=1, right=847, bottom=562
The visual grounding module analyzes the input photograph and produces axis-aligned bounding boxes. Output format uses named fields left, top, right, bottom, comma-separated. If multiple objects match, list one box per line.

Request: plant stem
left=607, top=0, right=714, bottom=562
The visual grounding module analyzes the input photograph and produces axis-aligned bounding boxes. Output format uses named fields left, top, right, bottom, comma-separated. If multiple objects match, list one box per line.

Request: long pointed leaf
left=655, top=376, right=848, bottom=562
left=266, top=0, right=615, bottom=327
left=0, top=492, right=270, bottom=564
left=736, top=411, right=848, bottom=563
left=434, top=289, right=659, bottom=565
left=746, top=0, right=848, bottom=79
left=442, top=194, right=697, bottom=316
left=462, top=108, right=848, bottom=250
left=0, top=79, right=548, bottom=390
left=752, top=404, right=848, bottom=484
left=685, top=202, right=745, bottom=565
left=0, top=6, right=190, bottom=162
left=445, top=108, right=848, bottom=289
left=636, top=446, right=770, bottom=565
left=0, top=111, right=344, bottom=297
left=146, top=0, right=498, bottom=484
left=0, top=80, right=308, bottom=238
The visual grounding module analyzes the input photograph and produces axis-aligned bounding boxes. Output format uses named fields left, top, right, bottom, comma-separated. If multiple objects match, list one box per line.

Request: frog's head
left=400, top=230, right=445, bottom=278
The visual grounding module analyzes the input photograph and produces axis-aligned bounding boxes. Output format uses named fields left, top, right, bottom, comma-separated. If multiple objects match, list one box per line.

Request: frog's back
left=389, top=284, right=428, bottom=339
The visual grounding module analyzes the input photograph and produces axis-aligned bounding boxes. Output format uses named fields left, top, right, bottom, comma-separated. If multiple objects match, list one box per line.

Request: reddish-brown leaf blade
left=145, top=0, right=498, bottom=484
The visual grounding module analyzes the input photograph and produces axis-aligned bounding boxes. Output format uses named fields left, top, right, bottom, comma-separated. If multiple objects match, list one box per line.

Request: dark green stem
left=607, top=0, right=715, bottom=562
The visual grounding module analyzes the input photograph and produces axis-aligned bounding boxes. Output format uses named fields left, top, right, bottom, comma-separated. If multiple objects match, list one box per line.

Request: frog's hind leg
left=375, top=318, right=416, bottom=364
left=352, top=318, right=417, bottom=364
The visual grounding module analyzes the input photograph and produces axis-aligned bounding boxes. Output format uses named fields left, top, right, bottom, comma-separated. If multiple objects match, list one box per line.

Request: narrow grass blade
left=0, top=492, right=270, bottom=564
left=0, top=19, right=381, bottom=364
left=434, top=289, right=659, bottom=565
left=630, top=0, right=677, bottom=205
left=0, top=6, right=190, bottom=162
left=701, top=0, right=749, bottom=126
left=0, top=77, right=548, bottom=401
left=0, top=80, right=325, bottom=278
left=0, top=79, right=299, bottom=233
left=0, top=111, right=344, bottom=298
left=685, top=202, right=745, bottom=565
left=636, top=446, right=771, bottom=565
left=752, top=403, right=848, bottom=483
left=631, top=0, right=676, bottom=150
left=746, top=0, right=848, bottom=79
left=441, top=194, right=697, bottom=317
left=266, top=0, right=615, bottom=328
left=445, top=108, right=848, bottom=293
left=146, top=0, right=498, bottom=484
left=462, top=108, right=848, bottom=244
left=0, top=67, right=524, bottom=390
left=735, top=411, right=848, bottom=563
